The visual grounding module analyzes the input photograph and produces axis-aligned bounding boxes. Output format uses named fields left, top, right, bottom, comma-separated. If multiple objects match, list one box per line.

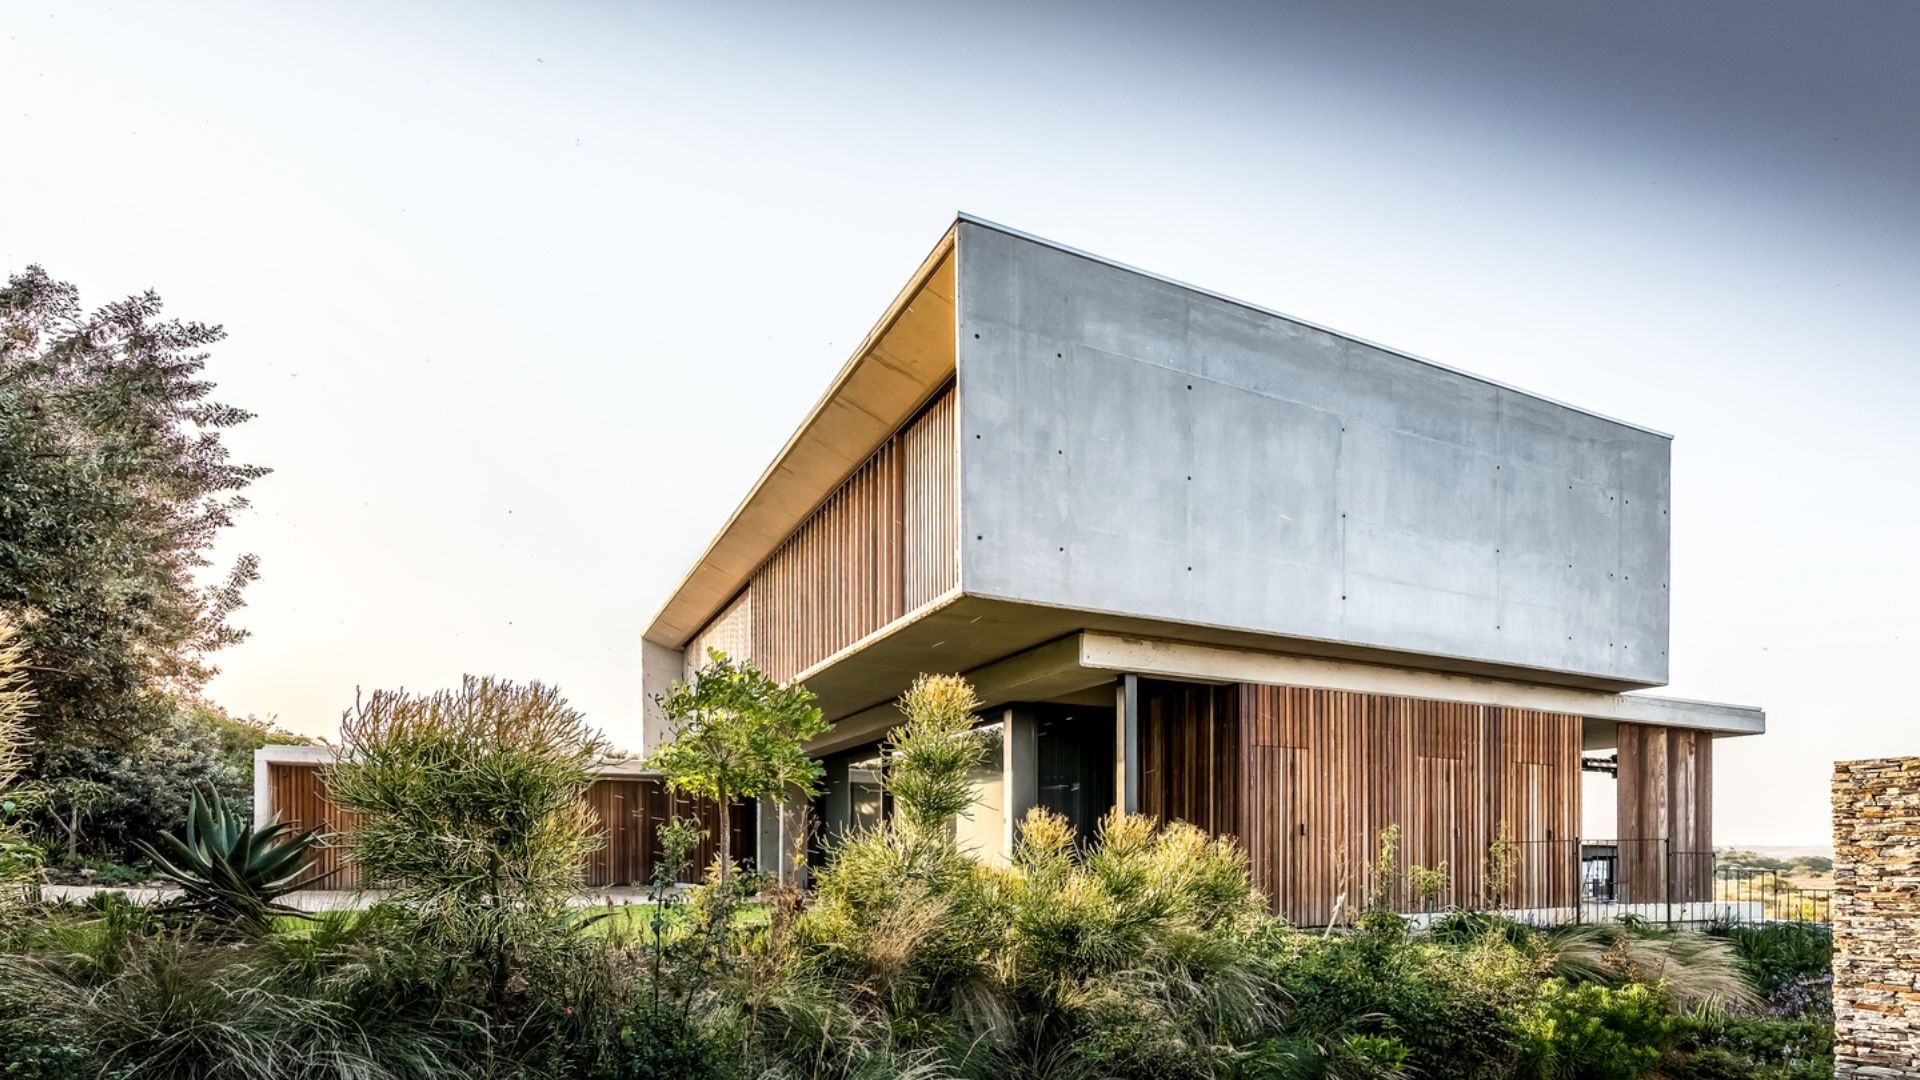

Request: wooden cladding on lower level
left=685, top=383, right=958, bottom=684
left=1137, top=682, right=1582, bottom=925
left=264, top=763, right=752, bottom=889
left=1616, top=722, right=1714, bottom=902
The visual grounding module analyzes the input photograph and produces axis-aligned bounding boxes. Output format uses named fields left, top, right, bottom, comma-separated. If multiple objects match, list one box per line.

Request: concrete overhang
left=792, top=600, right=1762, bottom=757
left=641, top=227, right=959, bottom=649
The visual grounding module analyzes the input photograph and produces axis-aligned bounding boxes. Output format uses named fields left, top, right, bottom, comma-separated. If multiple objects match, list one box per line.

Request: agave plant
left=136, top=788, right=331, bottom=934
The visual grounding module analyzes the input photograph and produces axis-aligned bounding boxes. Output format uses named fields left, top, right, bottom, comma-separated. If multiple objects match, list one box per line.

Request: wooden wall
left=267, top=762, right=363, bottom=889
left=1136, top=683, right=1583, bottom=925
left=685, top=382, right=958, bottom=683
left=265, top=763, right=750, bottom=889
left=1616, top=722, right=1714, bottom=902
left=1139, top=680, right=1240, bottom=838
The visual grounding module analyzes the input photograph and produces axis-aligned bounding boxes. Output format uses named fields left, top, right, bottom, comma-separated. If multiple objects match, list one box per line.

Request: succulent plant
left=136, top=788, right=331, bottom=933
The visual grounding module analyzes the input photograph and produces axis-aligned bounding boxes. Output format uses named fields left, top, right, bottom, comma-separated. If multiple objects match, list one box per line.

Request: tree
left=648, top=651, right=830, bottom=888
left=0, top=265, right=265, bottom=755
left=27, top=698, right=304, bottom=861
left=325, top=676, right=608, bottom=999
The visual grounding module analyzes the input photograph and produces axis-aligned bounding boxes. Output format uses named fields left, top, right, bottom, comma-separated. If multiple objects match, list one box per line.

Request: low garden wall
left=1833, top=756, right=1920, bottom=1077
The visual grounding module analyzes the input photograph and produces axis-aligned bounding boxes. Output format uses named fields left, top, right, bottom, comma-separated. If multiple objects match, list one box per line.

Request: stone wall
left=1834, top=756, right=1920, bottom=1077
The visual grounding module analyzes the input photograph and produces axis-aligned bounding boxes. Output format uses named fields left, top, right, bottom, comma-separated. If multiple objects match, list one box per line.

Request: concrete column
left=757, top=794, right=811, bottom=888
left=1002, top=705, right=1038, bottom=856
left=1115, top=674, right=1140, bottom=814
left=639, top=638, right=685, bottom=755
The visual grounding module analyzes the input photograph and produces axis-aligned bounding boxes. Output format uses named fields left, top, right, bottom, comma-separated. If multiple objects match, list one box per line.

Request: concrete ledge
left=1078, top=632, right=1764, bottom=736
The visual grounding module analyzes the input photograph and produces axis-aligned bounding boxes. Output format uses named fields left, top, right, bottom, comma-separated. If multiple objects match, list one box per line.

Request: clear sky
left=3, top=1, right=1915, bottom=846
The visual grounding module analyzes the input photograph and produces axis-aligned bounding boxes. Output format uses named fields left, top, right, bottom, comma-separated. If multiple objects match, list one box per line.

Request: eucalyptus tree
left=648, top=651, right=830, bottom=888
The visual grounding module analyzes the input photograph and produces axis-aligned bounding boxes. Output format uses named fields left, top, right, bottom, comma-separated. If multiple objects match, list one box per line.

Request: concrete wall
left=1833, top=756, right=1920, bottom=1077
left=639, top=638, right=684, bottom=755
left=955, top=222, right=1671, bottom=687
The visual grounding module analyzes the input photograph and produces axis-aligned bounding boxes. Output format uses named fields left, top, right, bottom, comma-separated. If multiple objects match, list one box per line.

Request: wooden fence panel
left=265, top=764, right=752, bottom=889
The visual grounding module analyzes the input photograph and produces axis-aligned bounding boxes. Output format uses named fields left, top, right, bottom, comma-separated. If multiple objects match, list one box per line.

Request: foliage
left=0, top=904, right=488, bottom=1079
left=1275, top=916, right=1536, bottom=1079
left=1708, top=922, right=1832, bottom=1010
left=881, top=674, right=987, bottom=833
left=33, top=698, right=306, bottom=862
left=1669, top=1012, right=1833, bottom=1080
left=0, top=266, right=264, bottom=758
left=649, top=650, right=829, bottom=884
left=325, top=676, right=608, bottom=998
left=1518, top=979, right=1675, bottom=1080
left=1544, top=923, right=1761, bottom=1014
left=135, top=788, right=327, bottom=935
left=0, top=619, right=39, bottom=904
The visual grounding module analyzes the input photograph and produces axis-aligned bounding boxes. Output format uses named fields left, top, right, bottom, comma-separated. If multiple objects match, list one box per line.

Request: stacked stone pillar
left=1833, top=756, right=1920, bottom=1077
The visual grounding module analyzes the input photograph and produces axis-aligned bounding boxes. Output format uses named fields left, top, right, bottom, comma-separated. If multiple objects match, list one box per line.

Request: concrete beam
left=1080, top=632, right=1763, bottom=736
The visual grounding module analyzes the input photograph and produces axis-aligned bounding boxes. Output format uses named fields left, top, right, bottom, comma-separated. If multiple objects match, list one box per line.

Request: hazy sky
left=4, top=1, right=1915, bottom=846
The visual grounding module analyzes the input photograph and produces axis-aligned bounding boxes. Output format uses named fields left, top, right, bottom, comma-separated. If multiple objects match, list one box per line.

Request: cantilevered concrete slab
left=804, top=628, right=1761, bottom=759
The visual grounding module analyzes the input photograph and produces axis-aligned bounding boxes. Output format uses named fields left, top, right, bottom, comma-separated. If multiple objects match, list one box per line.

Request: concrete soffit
left=641, top=225, right=961, bottom=649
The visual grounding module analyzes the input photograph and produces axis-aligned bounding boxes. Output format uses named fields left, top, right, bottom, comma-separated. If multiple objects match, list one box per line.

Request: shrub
left=1710, top=922, right=1832, bottom=1012
left=0, top=919, right=485, bottom=1079
left=1518, top=979, right=1674, bottom=1080
left=135, top=787, right=326, bottom=934
left=1544, top=923, right=1761, bottom=1014
left=0, top=620, right=39, bottom=905
left=325, top=676, right=608, bottom=1001
left=1670, top=1012, right=1833, bottom=1080
left=1273, top=922, right=1534, bottom=1079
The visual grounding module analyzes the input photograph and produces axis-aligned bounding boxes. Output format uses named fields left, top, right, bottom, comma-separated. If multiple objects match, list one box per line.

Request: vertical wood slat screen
left=265, top=764, right=750, bottom=889
left=694, top=382, right=956, bottom=684
left=1235, top=686, right=1582, bottom=925
left=1137, top=683, right=1581, bottom=925
left=267, top=762, right=363, bottom=889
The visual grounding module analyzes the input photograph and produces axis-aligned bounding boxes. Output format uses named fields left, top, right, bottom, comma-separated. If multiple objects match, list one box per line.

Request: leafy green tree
left=647, top=651, right=829, bottom=888
left=0, top=266, right=265, bottom=757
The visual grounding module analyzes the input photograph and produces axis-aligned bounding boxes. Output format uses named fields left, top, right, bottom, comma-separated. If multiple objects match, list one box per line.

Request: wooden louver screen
left=1137, top=681, right=1583, bottom=926
left=689, top=383, right=958, bottom=683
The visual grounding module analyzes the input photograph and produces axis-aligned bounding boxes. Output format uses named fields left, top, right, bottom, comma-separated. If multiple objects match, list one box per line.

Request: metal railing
left=1397, top=838, right=1832, bottom=929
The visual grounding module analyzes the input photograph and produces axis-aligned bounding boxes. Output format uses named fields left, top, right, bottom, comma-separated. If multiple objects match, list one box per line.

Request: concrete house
left=641, top=215, right=1763, bottom=923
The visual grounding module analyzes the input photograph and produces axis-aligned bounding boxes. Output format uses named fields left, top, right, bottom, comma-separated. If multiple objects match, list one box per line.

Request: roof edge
left=954, top=212, right=1673, bottom=441
left=641, top=221, right=960, bottom=647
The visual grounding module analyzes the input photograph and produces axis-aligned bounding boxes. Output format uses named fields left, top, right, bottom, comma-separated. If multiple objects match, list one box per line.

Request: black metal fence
left=1425, top=837, right=1833, bottom=928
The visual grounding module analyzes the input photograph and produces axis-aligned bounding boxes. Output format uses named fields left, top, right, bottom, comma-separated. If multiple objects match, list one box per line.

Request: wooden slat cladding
left=582, top=778, right=754, bottom=886
left=1235, top=686, right=1582, bottom=924
left=267, top=762, right=363, bottom=889
left=697, top=383, right=957, bottom=683
left=1139, top=680, right=1241, bottom=837
left=264, top=764, right=750, bottom=889
left=1616, top=723, right=1714, bottom=902
left=1137, top=683, right=1581, bottom=925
